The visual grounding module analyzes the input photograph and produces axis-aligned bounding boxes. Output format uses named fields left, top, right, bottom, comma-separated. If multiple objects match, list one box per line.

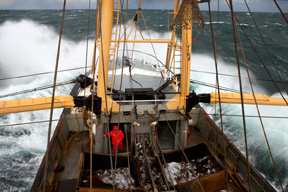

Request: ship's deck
left=51, top=127, right=244, bottom=192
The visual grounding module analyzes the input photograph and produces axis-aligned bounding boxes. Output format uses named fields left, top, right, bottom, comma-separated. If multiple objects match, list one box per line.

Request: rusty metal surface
left=77, top=188, right=128, bottom=192
left=195, top=108, right=277, bottom=192
left=176, top=170, right=226, bottom=192
left=54, top=131, right=90, bottom=181
left=31, top=114, right=65, bottom=192
left=55, top=179, right=78, bottom=192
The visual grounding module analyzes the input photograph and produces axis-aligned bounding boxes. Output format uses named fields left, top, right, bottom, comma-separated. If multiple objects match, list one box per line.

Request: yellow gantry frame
left=2, top=0, right=288, bottom=115
left=0, top=95, right=74, bottom=114
left=211, top=92, right=288, bottom=106
left=1, top=93, right=288, bottom=114
left=96, top=0, right=119, bottom=112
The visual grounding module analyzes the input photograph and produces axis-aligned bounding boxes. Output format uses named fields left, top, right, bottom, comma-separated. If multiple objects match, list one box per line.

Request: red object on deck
left=107, top=125, right=125, bottom=154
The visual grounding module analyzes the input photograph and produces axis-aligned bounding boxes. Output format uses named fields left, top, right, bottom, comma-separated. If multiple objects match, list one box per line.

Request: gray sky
left=0, top=0, right=287, bottom=13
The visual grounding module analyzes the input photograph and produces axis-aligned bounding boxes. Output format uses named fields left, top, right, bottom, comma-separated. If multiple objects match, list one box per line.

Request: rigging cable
left=190, top=69, right=288, bottom=85
left=235, top=22, right=284, bottom=191
left=42, top=0, right=66, bottom=191
left=113, top=1, right=133, bottom=191
left=163, top=114, right=206, bottom=192
left=154, top=123, right=176, bottom=191
left=85, top=0, right=93, bottom=191
left=273, top=0, right=288, bottom=24
left=2, top=112, right=288, bottom=129
left=98, top=1, right=115, bottom=190
left=243, top=0, right=288, bottom=97
left=0, top=79, right=75, bottom=99
left=0, top=66, right=91, bottom=81
left=207, top=1, right=230, bottom=191
left=229, top=0, right=252, bottom=190
left=224, top=0, right=288, bottom=107
left=139, top=7, right=164, bottom=78
left=190, top=79, right=248, bottom=94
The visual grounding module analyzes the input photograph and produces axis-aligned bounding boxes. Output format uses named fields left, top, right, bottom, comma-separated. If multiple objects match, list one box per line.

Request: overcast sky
left=0, top=0, right=287, bottom=13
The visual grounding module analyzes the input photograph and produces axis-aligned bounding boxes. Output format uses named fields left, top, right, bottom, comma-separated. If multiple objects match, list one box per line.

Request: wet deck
left=53, top=131, right=90, bottom=182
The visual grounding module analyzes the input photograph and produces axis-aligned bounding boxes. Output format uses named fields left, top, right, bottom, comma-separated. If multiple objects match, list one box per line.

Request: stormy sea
left=0, top=9, right=288, bottom=191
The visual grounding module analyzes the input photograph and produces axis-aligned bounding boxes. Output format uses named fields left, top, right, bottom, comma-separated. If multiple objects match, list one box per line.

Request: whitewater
left=0, top=10, right=288, bottom=191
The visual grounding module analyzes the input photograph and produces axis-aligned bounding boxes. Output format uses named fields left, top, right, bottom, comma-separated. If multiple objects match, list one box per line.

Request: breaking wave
left=0, top=16, right=287, bottom=191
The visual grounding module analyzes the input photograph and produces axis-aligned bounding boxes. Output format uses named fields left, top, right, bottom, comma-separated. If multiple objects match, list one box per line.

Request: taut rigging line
left=0, top=79, right=76, bottom=99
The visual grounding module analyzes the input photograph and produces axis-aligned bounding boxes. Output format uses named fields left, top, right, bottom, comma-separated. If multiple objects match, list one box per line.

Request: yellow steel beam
left=0, top=95, right=75, bottom=114
left=97, top=39, right=172, bottom=43
left=97, top=0, right=119, bottom=112
left=211, top=92, right=288, bottom=106
left=166, top=24, right=193, bottom=110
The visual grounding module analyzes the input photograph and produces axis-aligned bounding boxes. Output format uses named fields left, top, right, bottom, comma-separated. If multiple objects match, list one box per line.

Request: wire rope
left=207, top=1, right=230, bottom=191
left=235, top=22, right=284, bottom=191
left=163, top=114, right=206, bottom=192
left=97, top=2, right=115, bottom=190
left=113, top=1, right=133, bottom=191
left=0, top=66, right=91, bottom=81
left=224, top=0, right=288, bottom=107
left=0, top=79, right=75, bottom=99
left=42, top=0, right=66, bottom=191
left=243, top=0, right=288, bottom=97
left=229, top=0, right=252, bottom=190
left=273, top=0, right=288, bottom=24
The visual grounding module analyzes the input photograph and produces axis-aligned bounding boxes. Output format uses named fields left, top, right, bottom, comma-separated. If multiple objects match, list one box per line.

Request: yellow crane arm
left=0, top=95, right=75, bottom=114
left=210, top=92, right=288, bottom=106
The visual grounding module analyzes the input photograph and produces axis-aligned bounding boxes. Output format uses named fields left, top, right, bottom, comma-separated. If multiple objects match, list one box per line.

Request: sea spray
left=0, top=10, right=287, bottom=191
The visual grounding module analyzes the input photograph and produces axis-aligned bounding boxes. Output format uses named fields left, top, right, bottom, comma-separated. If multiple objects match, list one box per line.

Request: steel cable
left=42, top=0, right=66, bottom=191
left=229, top=0, right=252, bottom=190
left=235, top=13, right=285, bottom=191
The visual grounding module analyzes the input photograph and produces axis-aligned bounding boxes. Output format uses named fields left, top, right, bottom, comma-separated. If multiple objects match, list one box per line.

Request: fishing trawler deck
left=0, top=0, right=285, bottom=191
left=30, top=100, right=276, bottom=192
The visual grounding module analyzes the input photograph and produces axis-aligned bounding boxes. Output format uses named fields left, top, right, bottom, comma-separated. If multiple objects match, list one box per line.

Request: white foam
left=0, top=19, right=287, bottom=190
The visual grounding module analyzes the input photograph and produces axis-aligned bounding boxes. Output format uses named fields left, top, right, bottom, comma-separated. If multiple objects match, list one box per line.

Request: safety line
left=235, top=22, right=284, bottom=191
left=229, top=0, right=252, bottom=190
left=243, top=0, right=288, bottom=97
left=208, top=1, right=230, bottom=191
left=43, top=0, right=66, bottom=191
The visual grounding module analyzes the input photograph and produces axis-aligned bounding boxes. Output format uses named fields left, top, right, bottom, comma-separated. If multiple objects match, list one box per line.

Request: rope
left=190, top=69, right=288, bottom=85
left=98, top=2, right=115, bottom=190
left=88, top=1, right=100, bottom=190
left=113, top=0, right=131, bottom=190
left=236, top=21, right=284, bottom=192
left=224, top=0, right=288, bottom=107
left=154, top=124, right=176, bottom=191
left=190, top=79, right=247, bottom=93
left=42, top=0, right=66, bottom=191
left=0, top=66, right=91, bottom=81
left=0, top=79, right=75, bottom=99
left=163, top=114, right=206, bottom=192
left=229, top=0, right=252, bottom=191
left=1, top=111, right=288, bottom=129
left=139, top=10, right=164, bottom=78
left=243, top=0, right=288, bottom=97
left=273, top=0, right=288, bottom=24
left=207, top=1, right=230, bottom=191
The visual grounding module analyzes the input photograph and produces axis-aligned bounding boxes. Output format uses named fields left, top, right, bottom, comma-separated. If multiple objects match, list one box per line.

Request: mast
left=166, top=0, right=205, bottom=110
left=97, top=0, right=119, bottom=113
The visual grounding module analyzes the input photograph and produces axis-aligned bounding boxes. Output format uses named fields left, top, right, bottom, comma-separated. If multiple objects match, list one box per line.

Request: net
left=170, top=0, right=205, bottom=29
